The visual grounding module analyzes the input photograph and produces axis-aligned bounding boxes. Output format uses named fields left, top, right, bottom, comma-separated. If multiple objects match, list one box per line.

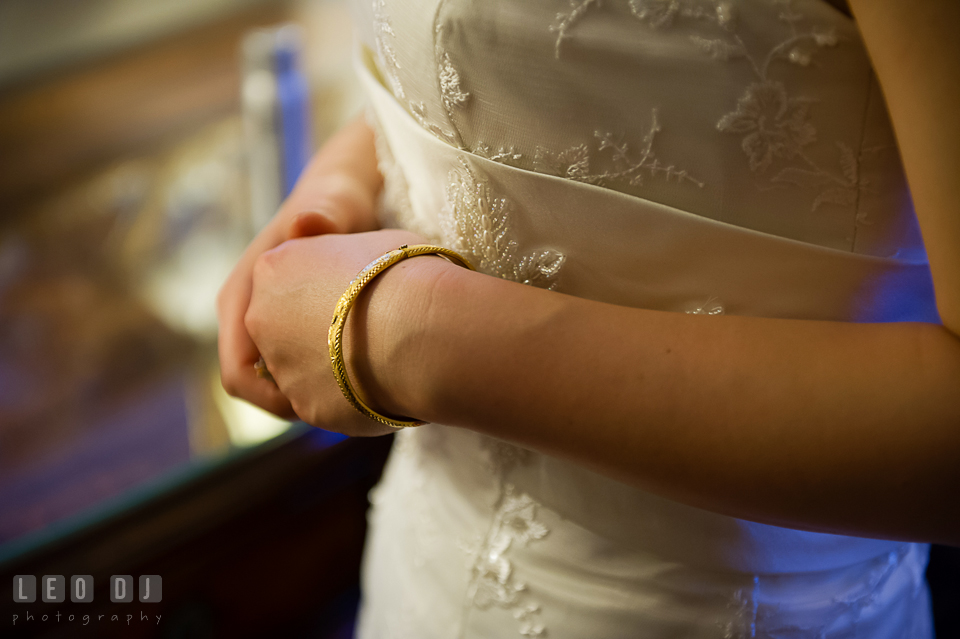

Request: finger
left=287, top=210, right=340, bottom=240
left=218, top=284, right=298, bottom=420
left=279, top=171, right=379, bottom=235
left=218, top=327, right=298, bottom=419
left=224, top=370, right=299, bottom=420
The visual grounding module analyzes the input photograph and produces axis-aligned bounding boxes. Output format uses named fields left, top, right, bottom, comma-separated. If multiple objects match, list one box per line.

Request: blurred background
left=0, top=1, right=958, bottom=638
left=0, top=1, right=394, bottom=637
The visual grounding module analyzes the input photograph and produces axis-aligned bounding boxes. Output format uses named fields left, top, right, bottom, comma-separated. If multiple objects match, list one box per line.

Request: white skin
left=218, top=0, right=960, bottom=546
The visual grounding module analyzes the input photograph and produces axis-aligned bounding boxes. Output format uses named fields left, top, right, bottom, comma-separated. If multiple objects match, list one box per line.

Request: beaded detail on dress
left=442, top=158, right=566, bottom=290
left=686, top=296, right=726, bottom=315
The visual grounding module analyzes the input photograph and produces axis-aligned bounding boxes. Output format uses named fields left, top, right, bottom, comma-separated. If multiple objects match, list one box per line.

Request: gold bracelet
left=328, top=244, right=475, bottom=429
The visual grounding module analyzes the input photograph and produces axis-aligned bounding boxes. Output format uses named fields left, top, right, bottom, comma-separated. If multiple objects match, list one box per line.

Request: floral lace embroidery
left=439, top=51, right=470, bottom=113
left=533, top=115, right=705, bottom=189
left=688, top=0, right=862, bottom=216
left=410, top=100, right=460, bottom=147
left=464, top=486, right=549, bottom=637
left=442, top=158, right=566, bottom=290
left=459, top=436, right=548, bottom=637
left=549, top=0, right=603, bottom=59
left=374, top=0, right=464, bottom=147
left=630, top=0, right=735, bottom=30
left=552, top=0, right=734, bottom=58
left=421, top=0, right=700, bottom=197
left=431, top=11, right=470, bottom=149
left=474, top=143, right=524, bottom=165
left=372, top=0, right=405, bottom=100
left=548, top=0, right=866, bottom=220
left=470, top=116, right=703, bottom=193
left=717, top=80, right=864, bottom=215
left=718, top=82, right=817, bottom=174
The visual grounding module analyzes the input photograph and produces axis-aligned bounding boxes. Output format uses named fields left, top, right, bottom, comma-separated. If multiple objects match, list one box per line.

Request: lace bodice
left=354, top=0, right=925, bottom=259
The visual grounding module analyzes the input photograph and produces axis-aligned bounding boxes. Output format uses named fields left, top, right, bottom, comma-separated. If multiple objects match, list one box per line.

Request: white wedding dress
left=349, top=1, right=939, bottom=636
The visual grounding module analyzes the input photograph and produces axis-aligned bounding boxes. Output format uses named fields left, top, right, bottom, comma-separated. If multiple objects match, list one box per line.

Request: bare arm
left=376, top=259, right=960, bottom=545
left=365, top=1, right=960, bottom=545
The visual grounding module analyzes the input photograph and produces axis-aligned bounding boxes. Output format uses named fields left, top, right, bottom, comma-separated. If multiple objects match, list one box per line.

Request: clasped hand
left=217, top=171, right=428, bottom=436
left=249, top=227, right=426, bottom=436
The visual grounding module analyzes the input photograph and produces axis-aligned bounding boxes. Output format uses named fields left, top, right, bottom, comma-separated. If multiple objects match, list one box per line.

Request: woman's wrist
left=346, top=250, right=464, bottom=423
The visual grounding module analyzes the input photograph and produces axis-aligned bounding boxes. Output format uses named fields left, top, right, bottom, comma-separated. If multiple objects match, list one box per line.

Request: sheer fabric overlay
left=352, top=1, right=937, bottom=636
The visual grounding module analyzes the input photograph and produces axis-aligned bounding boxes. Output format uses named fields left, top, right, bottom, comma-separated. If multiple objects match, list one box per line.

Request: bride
left=218, top=0, right=959, bottom=636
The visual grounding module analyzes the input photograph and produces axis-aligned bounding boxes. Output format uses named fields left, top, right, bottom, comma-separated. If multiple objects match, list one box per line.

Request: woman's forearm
left=385, top=260, right=960, bottom=545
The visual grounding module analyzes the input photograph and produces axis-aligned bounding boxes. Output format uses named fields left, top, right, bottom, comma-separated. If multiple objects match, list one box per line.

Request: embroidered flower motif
left=432, top=20, right=470, bottom=148
left=533, top=111, right=704, bottom=189
left=542, top=0, right=861, bottom=222
left=550, top=0, right=603, bottom=58
left=553, top=0, right=733, bottom=57
left=372, top=0, right=404, bottom=100
left=628, top=0, right=682, bottom=29
left=500, top=492, right=550, bottom=547
left=717, top=82, right=816, bottom=173
left=467, top=488, right=549, bottom=637
left=690, top=35, right=746, bottom=61
left=514, top=603, right=547, bottom=638
left=438, top=52, right=469, bottom=111
left=536, top=143, right=592, bottom=181
left=768, top=141, right=863, bottom=214
left=474, top=143, right=524, bottom=165
left=442, top=158, right=566, bottom=290
left=410, top=101, right=459, bottom=146
left=471, top=534, right=520, bottom=608
left=628, top=0, right=733, bottom=31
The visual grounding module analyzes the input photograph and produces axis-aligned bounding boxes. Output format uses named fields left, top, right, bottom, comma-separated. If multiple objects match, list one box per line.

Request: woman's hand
left=217, top=116, right=382, bottom=418
left=243, top=229, right=436, bottom=436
